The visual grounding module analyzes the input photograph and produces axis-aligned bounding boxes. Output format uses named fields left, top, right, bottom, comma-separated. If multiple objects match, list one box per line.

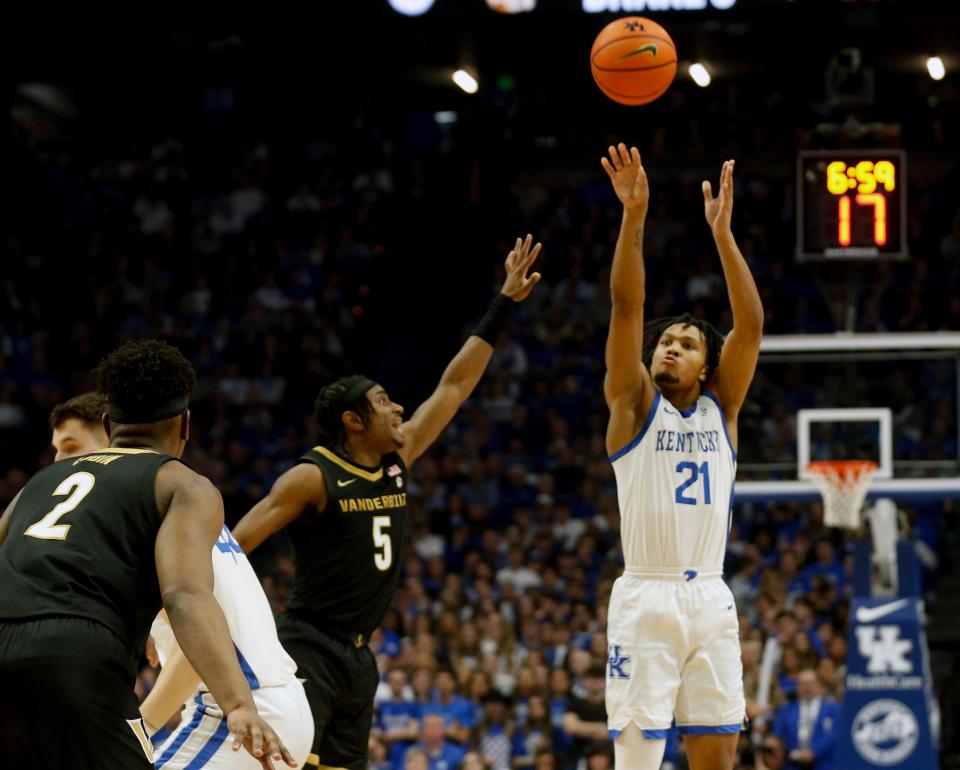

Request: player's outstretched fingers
left=232, top=725, right=248, bottom=752
left=264, top=729, right=298, bottom=768
left=630, top=146, right=642, bottom=167
left=617, top=142, right=631, bottom=167
left=249, top=723, right=265, bottom=758
left=600, top=156, right=616, bottom=178
left=702, top=180, right=714, bottom=203
left=607, top=145, right=622, bottom=172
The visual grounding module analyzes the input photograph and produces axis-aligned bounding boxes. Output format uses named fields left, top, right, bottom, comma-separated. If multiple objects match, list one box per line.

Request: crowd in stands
left=3, top=60, right=957, bottom=770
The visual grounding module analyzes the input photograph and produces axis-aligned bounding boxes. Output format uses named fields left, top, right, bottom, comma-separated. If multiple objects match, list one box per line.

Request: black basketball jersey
left=0, top=448, right=175, bottom=662
left=288, top=446, right=409, bottom=637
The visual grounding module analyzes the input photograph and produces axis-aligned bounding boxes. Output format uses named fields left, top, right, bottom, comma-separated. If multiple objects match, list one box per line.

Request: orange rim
left=806, top=460, right=878, bottom=479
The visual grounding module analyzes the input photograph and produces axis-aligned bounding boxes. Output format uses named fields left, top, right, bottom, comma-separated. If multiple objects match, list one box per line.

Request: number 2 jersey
left=0, top=449, right=174, bottom=668
left=609, top=391, right=736, bottom=574
left=287, top=446, right=408, bottom=638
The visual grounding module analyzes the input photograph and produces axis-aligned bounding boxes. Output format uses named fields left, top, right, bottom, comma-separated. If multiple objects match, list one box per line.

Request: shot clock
left=797, top=150, right=908, bottom=260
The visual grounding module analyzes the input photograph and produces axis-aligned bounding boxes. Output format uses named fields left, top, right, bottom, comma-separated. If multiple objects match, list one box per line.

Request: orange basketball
left=590, top=16, right=677, bottom=106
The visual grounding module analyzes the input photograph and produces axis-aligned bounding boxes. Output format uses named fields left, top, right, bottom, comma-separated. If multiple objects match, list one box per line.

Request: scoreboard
left=797, top=150, right=908, bottom=261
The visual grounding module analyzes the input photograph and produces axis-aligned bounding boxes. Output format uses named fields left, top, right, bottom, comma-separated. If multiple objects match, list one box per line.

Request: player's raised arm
left=601, top=143, right=656, bottom=456
left=232, top=462, right=327, bottom=553
left=702, top=159, right=763, bottom=437
left=396, top=235, right=541, bottom=467
left=154, top=462, right=296, bottom=769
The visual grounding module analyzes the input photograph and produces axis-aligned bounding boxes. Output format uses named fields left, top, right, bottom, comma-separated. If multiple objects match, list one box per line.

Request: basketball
left=590, top=16, right=677, bottom=106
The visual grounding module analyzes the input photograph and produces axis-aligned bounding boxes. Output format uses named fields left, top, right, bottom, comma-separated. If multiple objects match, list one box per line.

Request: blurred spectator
left=772, top=669, right=841, bottom=770
left=406, top=715, right=466, bottom=770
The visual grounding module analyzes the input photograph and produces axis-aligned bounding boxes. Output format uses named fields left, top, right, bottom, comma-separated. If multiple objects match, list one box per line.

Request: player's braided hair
left=48, top=391, right=108, bottom=431
left=95, top=340, right=195, bottom=423
left=314, top=375, right=375, bottom=450
left=643, top=313, right=724, bottom=380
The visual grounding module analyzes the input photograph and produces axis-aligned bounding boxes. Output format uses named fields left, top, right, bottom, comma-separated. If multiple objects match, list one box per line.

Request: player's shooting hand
left=703, top=159, right=735, bottom=237
left=500, top=234, right=542, bottom=302
left=227, top=705, right=298, bottom=769
left=601, top=143, right=648, bottom=216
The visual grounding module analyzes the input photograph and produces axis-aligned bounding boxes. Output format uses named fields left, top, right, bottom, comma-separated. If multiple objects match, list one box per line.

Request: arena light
left=387, top=0, right=436, bottom=15
left=926, top=56, right=945, bottom=81
left=452, top=69, right=479, bottom=94
left=689, top=62, right=711, bottom=87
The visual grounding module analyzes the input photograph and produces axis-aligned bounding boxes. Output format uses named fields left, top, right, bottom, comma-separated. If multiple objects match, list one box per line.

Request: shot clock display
left=797, top=150, right=908, bottom=260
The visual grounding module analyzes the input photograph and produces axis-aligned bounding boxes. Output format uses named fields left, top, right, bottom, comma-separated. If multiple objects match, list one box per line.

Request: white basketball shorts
left=154, top=678, right=314, bottom=770
left=605, top=569, right=745, bottom=740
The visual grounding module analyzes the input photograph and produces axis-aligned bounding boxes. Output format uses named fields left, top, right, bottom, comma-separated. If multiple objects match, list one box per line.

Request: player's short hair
left=95, top=340, right=196, bottom=424
left=313, top=375, right=376, bottom=447
left=48, top=392, right=108, bottom=431
left=643, top=313, right=724, bottom=379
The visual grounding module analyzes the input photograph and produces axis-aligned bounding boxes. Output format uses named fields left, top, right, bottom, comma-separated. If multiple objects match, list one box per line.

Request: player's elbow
left=161, top=585, right=211, bottom=623
left=610, top=295, right=644, bottom=313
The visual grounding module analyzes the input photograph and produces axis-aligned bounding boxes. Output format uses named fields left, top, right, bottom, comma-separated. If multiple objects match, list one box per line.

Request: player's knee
left=612, top=723, right=666, bottom=770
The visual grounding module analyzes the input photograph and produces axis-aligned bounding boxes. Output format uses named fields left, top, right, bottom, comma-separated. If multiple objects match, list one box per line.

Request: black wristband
left=472, top=293, right=513, bottom=345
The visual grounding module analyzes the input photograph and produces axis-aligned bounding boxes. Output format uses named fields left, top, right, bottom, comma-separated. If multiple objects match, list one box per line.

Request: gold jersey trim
left=100, top=447, right=160, bottom=455
left=313, top=446, right=383, bottom=482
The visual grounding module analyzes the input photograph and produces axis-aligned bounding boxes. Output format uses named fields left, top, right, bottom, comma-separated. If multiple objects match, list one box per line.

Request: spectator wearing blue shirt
left=512, top=694, right=552, bottom=768
left=800, top=540, right=847, bottom=594
left=378, top=669, right=421, bottom=770
left=772, top=669, right=841, bottom=770
left=419, top=668, right=477, bottom=744
left=405, top=714, right=466, bottom=770
left=547, top=668, right=572, bottom=756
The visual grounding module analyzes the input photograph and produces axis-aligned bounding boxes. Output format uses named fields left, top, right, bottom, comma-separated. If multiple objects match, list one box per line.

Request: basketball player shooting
left=600, top=145, right=763, bottom=770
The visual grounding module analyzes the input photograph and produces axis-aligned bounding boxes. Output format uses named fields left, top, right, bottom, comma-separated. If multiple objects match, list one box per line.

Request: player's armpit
left=232, top=462, right=327, bottom=553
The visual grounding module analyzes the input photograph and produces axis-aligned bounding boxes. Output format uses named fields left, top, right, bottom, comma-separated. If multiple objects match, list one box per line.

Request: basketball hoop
left=806, top=460, right=878, bottom=529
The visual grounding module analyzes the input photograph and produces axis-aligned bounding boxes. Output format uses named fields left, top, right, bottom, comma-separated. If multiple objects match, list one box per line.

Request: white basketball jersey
left=151, top=526, right=297, bottom=690
left=610, top=391, right=736, bottom=573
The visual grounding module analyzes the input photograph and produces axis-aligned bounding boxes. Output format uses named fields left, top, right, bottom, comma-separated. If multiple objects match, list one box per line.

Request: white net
left=807, top=461, right=878, bottom=529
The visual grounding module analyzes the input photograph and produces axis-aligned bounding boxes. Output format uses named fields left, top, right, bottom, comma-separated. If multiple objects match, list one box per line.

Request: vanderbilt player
left=233, top=235, right=543, bottom=770
left=600, top=147, right=763, bottom=770
left=0, top=340, right=294, bottom=770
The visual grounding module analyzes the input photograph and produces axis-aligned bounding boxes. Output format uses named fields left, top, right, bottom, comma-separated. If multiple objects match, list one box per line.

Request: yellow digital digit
left=827, top=161, right=849, bottom=195
left=856, top=161, right=876, bottom=194
left=875, top=160, right=896, bottom=191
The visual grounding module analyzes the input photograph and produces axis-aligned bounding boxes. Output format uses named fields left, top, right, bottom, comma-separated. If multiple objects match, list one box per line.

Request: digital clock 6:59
left=797, top=150, right=907, bottom=261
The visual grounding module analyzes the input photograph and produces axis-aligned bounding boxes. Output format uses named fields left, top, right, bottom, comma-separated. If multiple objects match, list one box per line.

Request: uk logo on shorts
left=608, top=644, right=631, bottom=679
left=851, top=699, right=919, bottom=766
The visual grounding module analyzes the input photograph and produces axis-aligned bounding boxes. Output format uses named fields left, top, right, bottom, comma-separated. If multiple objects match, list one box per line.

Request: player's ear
left=102, top=413, right=112, bottom=440
left=180, top=410, right=190, bottom=442
left=342, top=409, right=365, bottom=433
left=698, top=363, right=709, bottom=383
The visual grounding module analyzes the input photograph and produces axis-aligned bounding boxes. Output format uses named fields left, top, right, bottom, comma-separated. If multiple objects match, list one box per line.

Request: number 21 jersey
left=609, top=391, right=736, bottom=573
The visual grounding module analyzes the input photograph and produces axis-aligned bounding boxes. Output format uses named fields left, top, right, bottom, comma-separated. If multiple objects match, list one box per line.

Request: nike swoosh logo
left=663, top=406, right=677, bottom=415
left=855, top=598, right=910, bottom=623
left=619, top=44, right=658, bottom=61
left=337, top=478, right=357, bottom=488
